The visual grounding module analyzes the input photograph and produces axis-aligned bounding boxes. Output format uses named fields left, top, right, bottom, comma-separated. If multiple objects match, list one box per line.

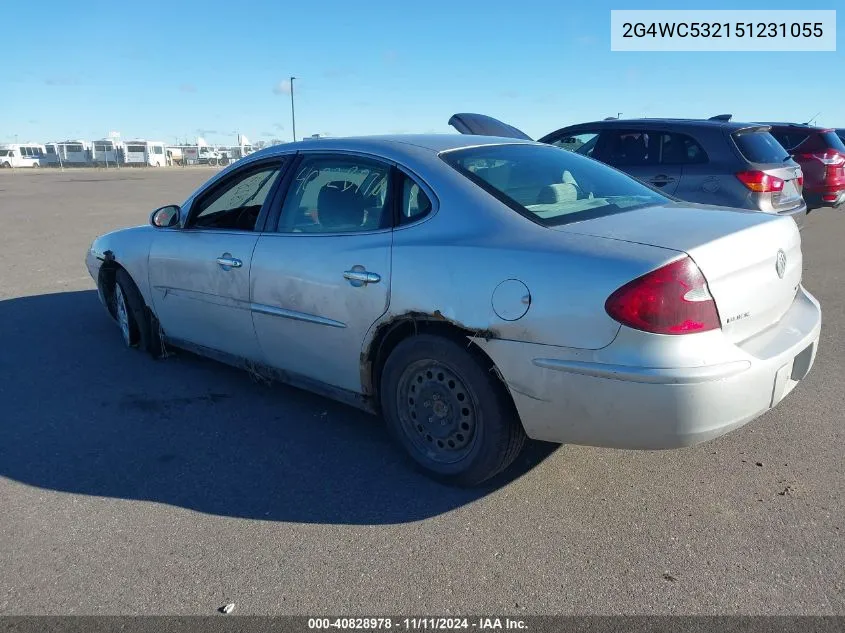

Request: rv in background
left=42, top=143, right=60, bottom=166
left=0, top=143, right=46, bottom=168
left=165, top=146, right=184, bottom=166
left=124, top=140, right=166, bottom=167
left=56, top=141, right=92, bottom=165
left=91, top=139, right=124, bottom=166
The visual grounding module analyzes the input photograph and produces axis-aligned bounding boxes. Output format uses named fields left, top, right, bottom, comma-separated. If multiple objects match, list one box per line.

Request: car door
left=658, top=131, right=711, bottom=201
left=148, top=157, right=288, bottom=362
left=249, top=152, right=397, bottom=394
left=593, top=128, right=682, bottom=194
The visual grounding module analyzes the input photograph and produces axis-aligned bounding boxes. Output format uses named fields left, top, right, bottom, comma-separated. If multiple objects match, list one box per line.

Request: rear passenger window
left=601, top=131, right=658, bottom=166
left=278, top=156, right=391, bottom=233
left=659, top=133, right=708, bottom=165
left=399, top=175, right=432, bottom=225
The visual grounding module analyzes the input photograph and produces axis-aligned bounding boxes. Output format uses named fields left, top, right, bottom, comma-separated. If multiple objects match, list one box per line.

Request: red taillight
left=797, top=150, right=845, bottom=166
left=736, top=170, right=784, bottom=193
left=605, top=257, right=721, bottom=335
left=797, top=173, right=804, bottom=186
left=797, top=151, right=845, bottom=181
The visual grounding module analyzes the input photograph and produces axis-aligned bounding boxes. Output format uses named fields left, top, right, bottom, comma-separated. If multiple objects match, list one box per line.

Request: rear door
left=593, top=128, right=682, bottom=194
left=249, top=152, right=397, bottom=393
left=659, top=130, right=712, bottom=201
left=448, top=113, right=534, bottom=140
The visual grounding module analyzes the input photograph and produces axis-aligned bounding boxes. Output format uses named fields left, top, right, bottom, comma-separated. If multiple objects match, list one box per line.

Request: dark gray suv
left=449, top=113, right=808, bottom=229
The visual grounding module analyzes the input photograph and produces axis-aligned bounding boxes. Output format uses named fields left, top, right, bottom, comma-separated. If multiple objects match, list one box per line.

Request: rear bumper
left=804, top=189, right=845, bottom=210
left=771, top=199, right=808, bottom=229
left=476, top=286, right=821, bottom=449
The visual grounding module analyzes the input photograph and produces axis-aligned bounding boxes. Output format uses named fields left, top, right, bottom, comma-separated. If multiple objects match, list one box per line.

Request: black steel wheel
left=380, top=334, right=526, bottom=486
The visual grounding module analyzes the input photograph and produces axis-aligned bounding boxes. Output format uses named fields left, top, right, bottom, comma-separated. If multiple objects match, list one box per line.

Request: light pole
left=290, top=76, right=297, bottom=142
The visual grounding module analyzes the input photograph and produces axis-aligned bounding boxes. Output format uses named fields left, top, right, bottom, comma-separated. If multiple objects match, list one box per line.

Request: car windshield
left=0, top=150, right=11, bottom=156
left=441, top=143, right=668, bottom=226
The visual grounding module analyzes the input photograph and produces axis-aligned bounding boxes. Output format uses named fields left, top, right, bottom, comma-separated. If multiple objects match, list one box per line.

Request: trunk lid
left=556, top=203, right=802, bottom=343
left=448, top=113, right=534, bottom=140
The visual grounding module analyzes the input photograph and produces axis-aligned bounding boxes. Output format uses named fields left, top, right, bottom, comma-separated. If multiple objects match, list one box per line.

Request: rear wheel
left=380, top=334, right=526, bottom=486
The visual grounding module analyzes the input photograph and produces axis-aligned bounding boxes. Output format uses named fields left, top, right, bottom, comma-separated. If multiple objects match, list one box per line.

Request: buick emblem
left=776, top=249, right=787, bottom=279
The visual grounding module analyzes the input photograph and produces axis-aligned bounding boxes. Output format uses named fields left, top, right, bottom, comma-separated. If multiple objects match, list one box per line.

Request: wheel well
left=97, top=260, right=123, bottom=319
left=364, top=316, right=517, bottom=416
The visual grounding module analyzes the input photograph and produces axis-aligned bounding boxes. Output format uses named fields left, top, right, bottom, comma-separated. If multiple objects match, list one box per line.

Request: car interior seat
left=316, top=181, right=366, bottom=231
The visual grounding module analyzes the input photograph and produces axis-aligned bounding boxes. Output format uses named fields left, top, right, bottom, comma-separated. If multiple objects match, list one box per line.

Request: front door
left=250, top=153, right=394, bottom=393
left=148, top=158, right=287, bottom=361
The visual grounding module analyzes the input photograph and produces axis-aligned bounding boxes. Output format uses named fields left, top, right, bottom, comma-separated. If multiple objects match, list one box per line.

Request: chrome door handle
left=343, top=270, right=381, bottom=286
left=216, top=255, right=242, bottom=269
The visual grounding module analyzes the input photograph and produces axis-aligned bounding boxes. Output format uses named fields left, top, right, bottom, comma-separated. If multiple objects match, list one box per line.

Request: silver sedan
left=86, top=135, right=822, bottom=486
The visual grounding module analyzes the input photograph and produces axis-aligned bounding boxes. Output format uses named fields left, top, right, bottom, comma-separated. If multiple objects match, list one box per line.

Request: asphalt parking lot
left=0, top=167, right=842, bottom=616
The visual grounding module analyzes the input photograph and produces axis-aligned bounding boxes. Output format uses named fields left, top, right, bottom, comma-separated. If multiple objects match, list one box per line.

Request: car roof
left=248, top=134, right=536, bottom=161
left=563, top=118, right=760, bottom=131
left=757, top=122, right=833, bottom=131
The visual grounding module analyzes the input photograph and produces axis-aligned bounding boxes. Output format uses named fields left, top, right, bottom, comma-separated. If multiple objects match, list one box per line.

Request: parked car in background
left=449, top=114, right=808, bottom=229
left=86, top=135, right=821, bottom=486
left=763, top=123, right=845, bottom=210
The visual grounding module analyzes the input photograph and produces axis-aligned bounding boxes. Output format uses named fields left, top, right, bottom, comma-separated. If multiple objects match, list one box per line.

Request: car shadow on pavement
left=0, top=290, right=558, bottom=525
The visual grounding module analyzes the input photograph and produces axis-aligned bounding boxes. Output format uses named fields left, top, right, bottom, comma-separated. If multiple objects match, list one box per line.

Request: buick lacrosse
left=86, top=134, right=821, bottom=485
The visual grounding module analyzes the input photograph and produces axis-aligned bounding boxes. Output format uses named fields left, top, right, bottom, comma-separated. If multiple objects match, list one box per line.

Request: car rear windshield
left=732, top=129, right=790, bottom=163
left=731, top=130, right=789, bottom=163
left=797, top=131, right=845, bottom=153
left=440, top=143, right=668, bottom=227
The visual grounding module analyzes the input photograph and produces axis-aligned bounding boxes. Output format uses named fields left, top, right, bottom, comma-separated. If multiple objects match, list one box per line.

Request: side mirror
left=150, top=205, right=180, bottom=228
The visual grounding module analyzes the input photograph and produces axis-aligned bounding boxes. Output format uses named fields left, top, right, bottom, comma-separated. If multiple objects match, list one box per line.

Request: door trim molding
left=250, top=302, right=347, bottom=329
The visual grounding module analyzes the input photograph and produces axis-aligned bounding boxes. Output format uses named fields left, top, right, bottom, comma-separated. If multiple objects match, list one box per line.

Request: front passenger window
left=189, top=162, right=283, bottom=231
left=551, top=132, right=600, bottom=157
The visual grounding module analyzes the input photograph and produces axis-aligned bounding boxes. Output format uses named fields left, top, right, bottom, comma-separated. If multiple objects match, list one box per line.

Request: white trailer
left=56, top=141, right=92, bottom=165
left=0, top=143, right=46, bottom=168
left=42, top=143, right=60, bottom=166
left=91, top=139, right=124, bottom=167
left=123, top=140, right=166, bottom=167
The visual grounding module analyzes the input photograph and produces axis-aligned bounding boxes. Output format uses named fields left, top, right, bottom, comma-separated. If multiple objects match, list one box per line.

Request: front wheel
left=380, top=334, right=526, bottom=486
left=112, top=269, right=161, bottom=355
left=207, top=158, right=218, bottom=167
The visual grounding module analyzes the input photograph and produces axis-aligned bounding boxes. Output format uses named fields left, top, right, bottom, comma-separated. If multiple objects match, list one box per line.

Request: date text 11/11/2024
left=307, top=617, right=528, bottom=630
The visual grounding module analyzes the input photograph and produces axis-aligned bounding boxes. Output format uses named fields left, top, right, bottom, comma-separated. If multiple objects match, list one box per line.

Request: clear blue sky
left=2, top=0, right=842, bottom=145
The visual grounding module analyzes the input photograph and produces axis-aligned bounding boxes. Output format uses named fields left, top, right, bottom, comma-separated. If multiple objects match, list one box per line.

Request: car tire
left=380, top=334, right=526, bottom=486
left=113, top=269, right=160, bottom=355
